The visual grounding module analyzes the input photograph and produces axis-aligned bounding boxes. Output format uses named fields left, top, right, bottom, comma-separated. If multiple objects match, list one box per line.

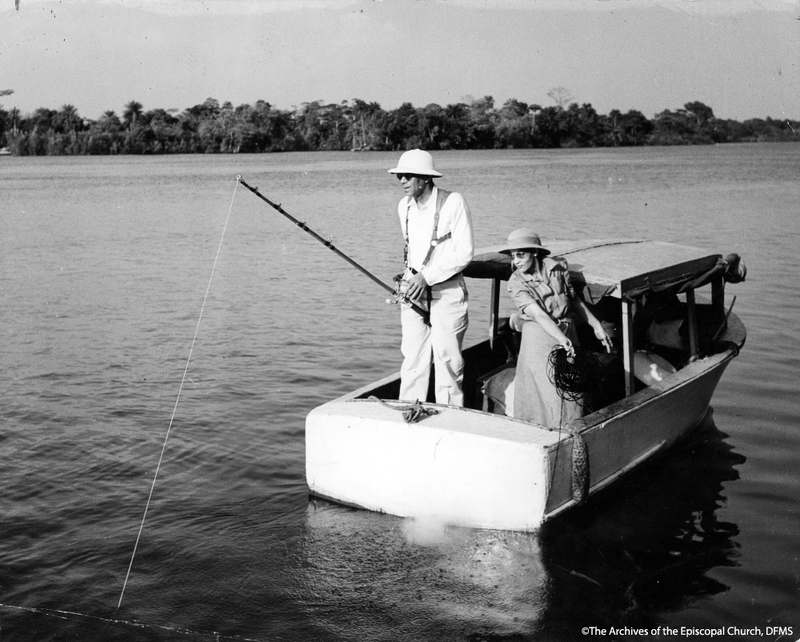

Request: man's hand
left=405, top=272, right=429, bottom=301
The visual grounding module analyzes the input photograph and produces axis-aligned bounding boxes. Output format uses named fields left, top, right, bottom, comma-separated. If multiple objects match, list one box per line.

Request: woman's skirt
left=513, top=319, right=583, bottom=429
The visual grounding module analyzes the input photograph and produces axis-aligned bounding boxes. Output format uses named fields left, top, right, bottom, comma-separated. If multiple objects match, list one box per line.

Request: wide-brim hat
left=497, top=228, right=551, bottom=255
left=387, top=149, right=443, bottom=177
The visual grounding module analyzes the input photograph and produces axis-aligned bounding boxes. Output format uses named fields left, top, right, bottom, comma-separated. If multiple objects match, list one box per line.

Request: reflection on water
left=298, top=411, right=744, bottom=641
left=541, top=410, right=745, bottom=638
left=300, top=504, right=548, bottom=641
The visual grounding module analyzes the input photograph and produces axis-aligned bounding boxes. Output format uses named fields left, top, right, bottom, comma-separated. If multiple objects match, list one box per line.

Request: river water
left=1, top=145, right=798, bottom=641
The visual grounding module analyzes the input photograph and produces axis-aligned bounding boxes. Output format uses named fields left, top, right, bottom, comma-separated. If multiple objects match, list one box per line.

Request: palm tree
left=123, top=100, right=143, bottom=129
left=57, top=104, right=79, bottom=132
left=10, top=107, right=19, bottom=135
left=100, top=110, right=122, bottom=133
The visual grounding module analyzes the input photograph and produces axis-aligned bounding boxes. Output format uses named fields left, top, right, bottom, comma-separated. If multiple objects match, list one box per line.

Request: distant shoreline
left=1, top=97, right=797, bottom=156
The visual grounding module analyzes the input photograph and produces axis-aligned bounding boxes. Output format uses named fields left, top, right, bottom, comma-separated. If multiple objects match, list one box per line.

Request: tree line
left=0, top=93, right=797, bottom=156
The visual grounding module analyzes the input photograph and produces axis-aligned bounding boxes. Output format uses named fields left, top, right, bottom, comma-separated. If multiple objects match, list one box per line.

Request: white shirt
left=398, top=186, right=475, bottom=286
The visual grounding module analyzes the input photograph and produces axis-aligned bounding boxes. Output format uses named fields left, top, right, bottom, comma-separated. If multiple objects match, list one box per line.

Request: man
left=388, top=149, right=474, bottom=406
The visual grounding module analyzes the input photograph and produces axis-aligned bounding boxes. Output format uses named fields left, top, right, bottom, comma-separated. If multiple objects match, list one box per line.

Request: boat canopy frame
left=463, top=239, right=734, bottom=398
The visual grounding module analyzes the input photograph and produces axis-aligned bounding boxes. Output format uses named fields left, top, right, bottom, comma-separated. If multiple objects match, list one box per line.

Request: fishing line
left=117, top=178, right=240, bottom=610
left=0, top=602, right=267, bottom=641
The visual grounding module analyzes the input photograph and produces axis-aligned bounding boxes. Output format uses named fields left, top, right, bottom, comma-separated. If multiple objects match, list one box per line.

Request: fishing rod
left=237, top=175, right=429, bottom=322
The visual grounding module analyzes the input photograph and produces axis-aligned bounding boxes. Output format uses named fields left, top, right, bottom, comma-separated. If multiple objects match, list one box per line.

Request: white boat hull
left=307, top=400, right=559, bottom=531
left=305, top=237, right=747, bottom=531
left=306, top=315, right=743, bottom=531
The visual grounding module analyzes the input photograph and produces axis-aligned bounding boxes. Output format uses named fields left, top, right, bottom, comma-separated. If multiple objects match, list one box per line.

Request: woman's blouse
left=507, top=256, right=573, bottom=322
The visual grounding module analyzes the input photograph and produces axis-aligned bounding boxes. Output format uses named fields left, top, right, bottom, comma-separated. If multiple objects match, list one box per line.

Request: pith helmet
left=498, top=228, right=551, bottom=256
left=387, top=149, right=443, bottom=177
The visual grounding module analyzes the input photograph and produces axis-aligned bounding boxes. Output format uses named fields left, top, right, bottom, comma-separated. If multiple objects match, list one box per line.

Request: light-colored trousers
left=399, top=276, right=468, bottom=405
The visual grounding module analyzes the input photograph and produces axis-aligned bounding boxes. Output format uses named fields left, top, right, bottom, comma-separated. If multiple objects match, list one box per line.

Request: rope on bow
left=369, top=397, right=440, bottom=423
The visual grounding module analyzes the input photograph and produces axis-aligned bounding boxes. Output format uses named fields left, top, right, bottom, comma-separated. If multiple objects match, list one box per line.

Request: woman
left=500, top=228, right=613, bottom=428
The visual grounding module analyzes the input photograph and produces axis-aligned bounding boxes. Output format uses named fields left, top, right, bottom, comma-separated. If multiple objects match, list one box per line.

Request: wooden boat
left=305, top=239, right=746, bottom=531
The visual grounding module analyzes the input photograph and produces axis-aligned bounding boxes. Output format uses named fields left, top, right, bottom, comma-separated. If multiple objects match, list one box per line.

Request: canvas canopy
left=464, top=239, right=725, bottom=303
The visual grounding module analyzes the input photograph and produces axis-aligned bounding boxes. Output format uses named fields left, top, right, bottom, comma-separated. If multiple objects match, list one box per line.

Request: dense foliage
left=0, top=96, right=797, bottom=155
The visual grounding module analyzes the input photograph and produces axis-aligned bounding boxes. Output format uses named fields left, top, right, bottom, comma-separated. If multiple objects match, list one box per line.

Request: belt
left=430, top=272, right=463, bottom=288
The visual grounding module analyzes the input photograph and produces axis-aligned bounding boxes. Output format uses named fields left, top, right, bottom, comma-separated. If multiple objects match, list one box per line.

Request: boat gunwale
left=565, top=334, right=742, bottom=436
left=310, top=312, right=745, bottom=445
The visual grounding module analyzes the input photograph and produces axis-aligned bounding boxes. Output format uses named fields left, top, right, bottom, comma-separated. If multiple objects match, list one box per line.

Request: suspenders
left=404, top=188, right=452, bottom=272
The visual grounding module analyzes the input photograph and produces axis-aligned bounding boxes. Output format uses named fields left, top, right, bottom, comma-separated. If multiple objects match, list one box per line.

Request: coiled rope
left=369, top=396, right=440, bottom=423
left=117, top=178, right=239, bottom=609
left=547, top=345, right=603, bottom=404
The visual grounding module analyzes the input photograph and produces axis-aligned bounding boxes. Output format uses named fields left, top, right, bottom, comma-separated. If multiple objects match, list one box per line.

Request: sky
left=1, top=0, right=799, bottom=122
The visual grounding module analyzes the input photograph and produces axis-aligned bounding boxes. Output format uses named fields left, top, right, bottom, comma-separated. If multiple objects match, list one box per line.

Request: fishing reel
left=386, top=273, right=417, bottom=308
left=386, top=273, right=430, bottom=324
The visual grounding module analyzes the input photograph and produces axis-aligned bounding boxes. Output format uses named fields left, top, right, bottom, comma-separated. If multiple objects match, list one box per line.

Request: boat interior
left=354, top=241, right=746, bottom=420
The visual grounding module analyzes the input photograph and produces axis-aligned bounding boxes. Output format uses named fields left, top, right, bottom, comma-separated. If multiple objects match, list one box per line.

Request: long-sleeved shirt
left=398, top=186, right=474, bottom=286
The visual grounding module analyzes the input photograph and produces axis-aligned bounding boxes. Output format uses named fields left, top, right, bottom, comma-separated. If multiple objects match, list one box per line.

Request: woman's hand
left=561, top=338, right=575, bottom=359
left=594, top=326, right=613, bottom=353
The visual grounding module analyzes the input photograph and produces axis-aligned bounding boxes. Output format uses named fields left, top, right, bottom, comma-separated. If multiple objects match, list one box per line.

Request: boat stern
left=305, top=399, right=558, bottom=531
